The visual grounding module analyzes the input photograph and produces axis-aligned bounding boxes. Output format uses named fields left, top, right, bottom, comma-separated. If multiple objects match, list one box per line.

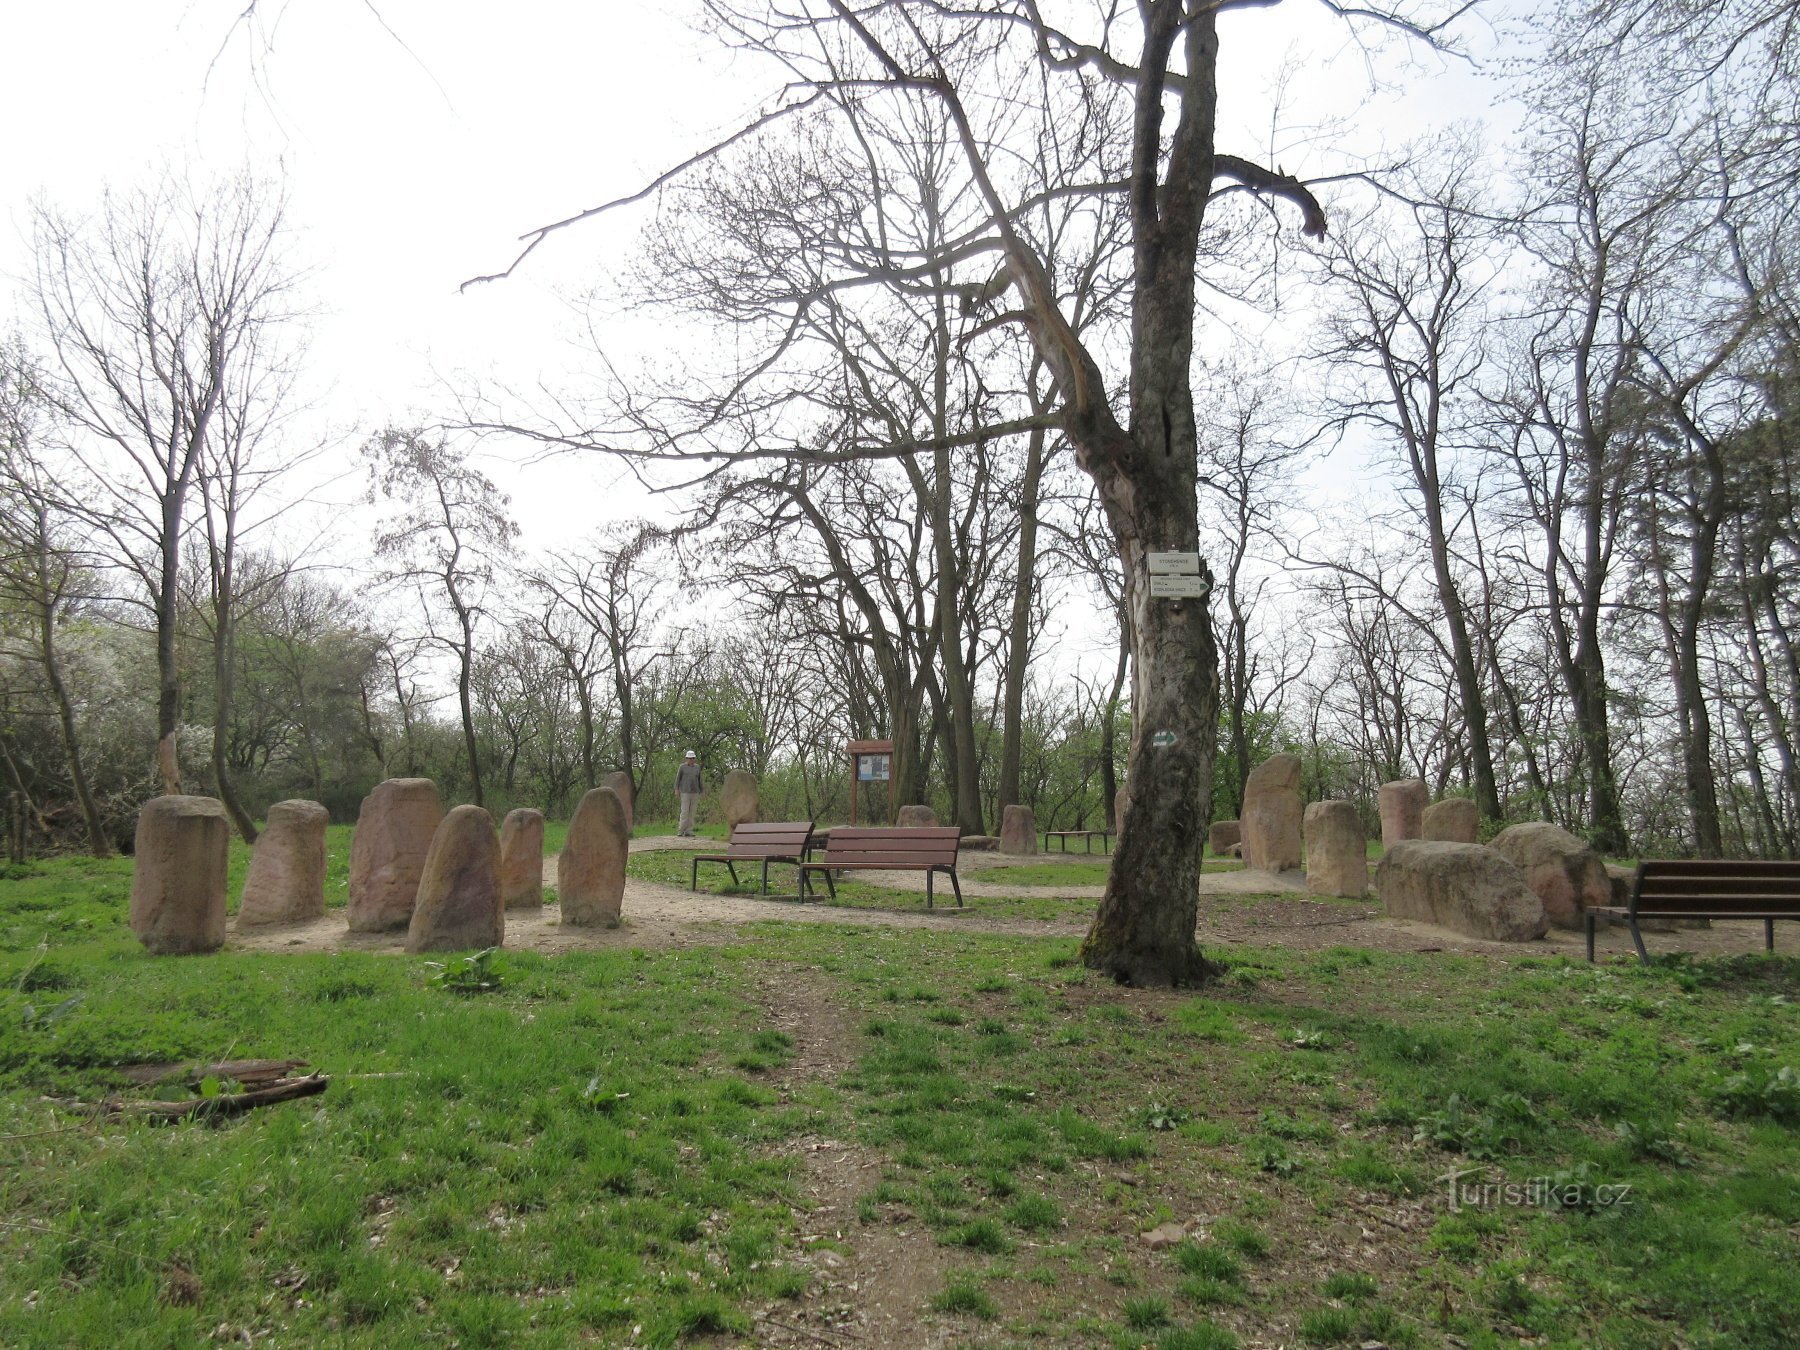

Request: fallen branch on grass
left=116, top=1058, right=309, bottom=1088
left=104, top=1074, right=329, bottom=1123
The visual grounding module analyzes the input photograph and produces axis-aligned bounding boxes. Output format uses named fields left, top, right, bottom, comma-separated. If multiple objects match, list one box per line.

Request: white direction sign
left=1147, top=551, right=1203, bottom=575
left=1149, top=574, right=1210, bottom=599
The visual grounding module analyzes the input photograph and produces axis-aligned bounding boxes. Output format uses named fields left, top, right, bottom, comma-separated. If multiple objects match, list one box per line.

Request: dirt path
left=226, top=835, right=1789, bottom=963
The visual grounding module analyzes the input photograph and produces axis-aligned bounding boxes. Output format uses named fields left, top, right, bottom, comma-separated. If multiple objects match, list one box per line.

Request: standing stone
left=1000, top=804, right=1037, bottom=856
left=1304, top=800, right=1367, bottom=899
left=560, top=786, right=629, bottom=928
left=499, top=808, right=546, bottom=911
left=1375, top=841, right=1549, bottom=942
left=406, top=806, right=504, bottom=953
left=237, top=799, right=329, bottom=928
left=1208, top=819, right=1241, bottom=857
left=720, top=770, right=759, bottom=831
left=347, top=778, right=443, bottom=932
left=131, top=795, right=230, bottom=955
left=601, top=771, right=634, bottom=833
left=896, top=804, right=938, bottom=828
left=1241, top=753, right=1303, bottom=872
left=1422, top=798, right=1480, bottom=844
left=1378, top=779, right=1429, bottom=849
left=1487, top=822, right=1613, bottom=929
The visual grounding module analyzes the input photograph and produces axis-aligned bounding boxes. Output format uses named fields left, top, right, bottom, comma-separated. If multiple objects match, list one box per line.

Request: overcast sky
left=0, top=0, right=1516, bottom=636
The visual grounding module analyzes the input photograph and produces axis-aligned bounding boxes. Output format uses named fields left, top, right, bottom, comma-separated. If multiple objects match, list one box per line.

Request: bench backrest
left=1634, top=860, right=1800, bottom=916
left=723, top=821, right=815, bottom=859
left=821, top=826, right=960, bottom=868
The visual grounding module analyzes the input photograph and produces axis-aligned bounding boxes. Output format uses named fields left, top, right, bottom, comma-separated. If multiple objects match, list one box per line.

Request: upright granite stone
left=499, top=808, right=546, bottom=911
left=1422, top=797, right=1480, bottom=844
left=131, top=795, right=229, bottom=955
left=601, top=771, right=634, bottom=833
left=720, top=770, right=758, bottom=831
left=896, top=804, right=938, bottom=828
left=1304, top=800, right=1367, bottom=898
left=1378, top=778, right=1430, bottom=849
left=1241, top=754, right=1303, bottom=872
left=406, top=805, right=504, bottom=953
left=237, top=799, right=329, bottom=928
left=347, top=778, right=443, bottom=932
left=560, top=786, right=629, bottom=927
left=1375, top=840, right=1549, bottom=942
left=1487, top=822, right=1612, bottom=929
left=1000, top=804, right=1037, bottom=856
left=1208, top=819, right=1241, bottom=857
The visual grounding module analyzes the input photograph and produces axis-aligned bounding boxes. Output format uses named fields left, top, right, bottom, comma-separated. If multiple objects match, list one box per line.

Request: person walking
left=676, top=750, right=704, bottom=837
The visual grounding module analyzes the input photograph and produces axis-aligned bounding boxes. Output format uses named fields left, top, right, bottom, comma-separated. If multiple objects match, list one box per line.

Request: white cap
left=684, top=749, right=697, bottom=758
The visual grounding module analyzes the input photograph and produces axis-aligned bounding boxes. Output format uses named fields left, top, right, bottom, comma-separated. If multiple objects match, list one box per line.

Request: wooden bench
left=798, top=826, right=963, bottom=908
left=1043, top=828, right=1112, bottom=855
left=690, top=821, right=816, bottom=895
left=1586, top=859, right=1800, bottom=963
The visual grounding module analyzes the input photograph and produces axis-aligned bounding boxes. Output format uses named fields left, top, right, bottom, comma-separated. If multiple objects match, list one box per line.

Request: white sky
left=0, top=0, right=1519, bottom=668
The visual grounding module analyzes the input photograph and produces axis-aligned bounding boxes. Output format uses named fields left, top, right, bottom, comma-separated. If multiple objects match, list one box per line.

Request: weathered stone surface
left=499, top=808, right=545, bottom=911
left=1305, top=800, right=1368, bottom=899
left=1378, top=779, right=1429, bottom=849
left=347, top=778, right=443, bottom=932
left=959, top=834, right=1000, bottom=852
left=896, top=804, right=938, bottom=828
left=1241, top=754, right=1303, bottom=872
left=406, top=806, right=504, bottom=953
left=1375, top=840, right=1549, bottom=942
left=601, top=771, right=634, bottom=833
left=1422, top=797, right=1480, bottom=844
left=1000, top=804, right=1037, bottom=856
left=560, top=787, right=628, bottom=927
left=720, top=770, right=758, bottom=831
left=237, top=799, right=328, bottom=928
left=1489, top=822, right=1615, bottom=929
left=1208, top=819, right=1241, bottom=856
left=131, top=795, right=230, bottom=955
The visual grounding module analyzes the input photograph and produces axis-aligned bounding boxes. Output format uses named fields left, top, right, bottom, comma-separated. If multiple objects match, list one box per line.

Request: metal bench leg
left=1628, top=917, right=1650, bottom=964
left=799, top=867, right=812, bottom=901
left=949, top=869, right=963, bottom=908
left=925, top=871, right=934, bottom=910
left=1768, top=919, right=1776, bottom=952
left=726, top=861, right=739, bottom=886
left=1586, top=911, right=1597, bottom=963
left=823, top=869, right=836, bottom=901
left=691, top=858, right=699, bottom=891
left=761, top=859, right=771, bottom=895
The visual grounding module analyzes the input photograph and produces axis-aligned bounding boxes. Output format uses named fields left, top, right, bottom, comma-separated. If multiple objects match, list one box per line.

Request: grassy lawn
left=985, top=858, right=1246, bottom=888
left=2, top=846, right=1798, bottom=1346
left=628, top=843, right=1105, bottom=923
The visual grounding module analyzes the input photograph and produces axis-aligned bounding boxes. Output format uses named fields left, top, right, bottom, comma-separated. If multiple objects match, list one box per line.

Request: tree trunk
left=211, top=599, right=257, bottom=842
left=930, top=442, right=984, bottom=835
left=156, top=491, right=183, bottom=795
left=35, top=562, right=109, bottom=857
left=1099, top=618, right=1130, bottom=831
left=999, top=425, right=1047, bottom=810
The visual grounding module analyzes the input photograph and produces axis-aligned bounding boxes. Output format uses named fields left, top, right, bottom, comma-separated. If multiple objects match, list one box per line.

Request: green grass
left=977, top=856, right=1245, bottom=888
left=3, top=844, right=1800, bottom=1345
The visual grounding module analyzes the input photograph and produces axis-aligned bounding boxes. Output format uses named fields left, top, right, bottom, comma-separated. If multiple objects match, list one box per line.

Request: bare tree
left=366, top=429, right=518, bottom=809
left=468, top=1, right=1467, bottom=984
left=30, top=174, right=301, bottom=795
left=0, top=343, right=110, bottom=855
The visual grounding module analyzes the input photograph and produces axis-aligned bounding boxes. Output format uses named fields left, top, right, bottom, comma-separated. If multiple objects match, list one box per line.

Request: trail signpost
left=847, top=739, right=894, bottom=825
left=1146, top=552, right=1210, bottom=599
